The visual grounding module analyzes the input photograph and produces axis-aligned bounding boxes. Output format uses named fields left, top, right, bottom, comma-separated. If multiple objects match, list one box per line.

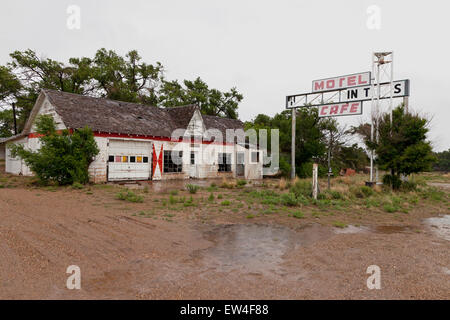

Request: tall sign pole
left=291, top=108, right=296, bottom=179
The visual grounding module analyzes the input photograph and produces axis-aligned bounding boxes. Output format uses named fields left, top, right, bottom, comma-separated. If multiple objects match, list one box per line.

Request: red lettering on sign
left=340, top=104, right=349, bottom=113
left=350, top=103, right=359, bottom=113
left=348, top=76, right=356, bottom=86
left=330, top=105, right=339, bottom=114
left=326, top=80, right=335, bottom=89
left=320, top=106, right=329, bottom=115
left=339, top=78, right=346, bottom=87
left=358, top=75, right=367, bottom=85
left=314, top=81, right=324, bottom=91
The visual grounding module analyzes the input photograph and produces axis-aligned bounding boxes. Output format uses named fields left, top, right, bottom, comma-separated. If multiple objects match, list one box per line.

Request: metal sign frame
left=286, top=79, right=409, bottom=109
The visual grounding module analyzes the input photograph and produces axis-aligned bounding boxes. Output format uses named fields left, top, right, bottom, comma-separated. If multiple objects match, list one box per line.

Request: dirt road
left=0, top=185, right=448, bottom=299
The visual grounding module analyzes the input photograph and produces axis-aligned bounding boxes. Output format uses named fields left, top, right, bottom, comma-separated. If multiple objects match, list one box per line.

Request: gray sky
left=1, top=0, right=449, bottom=151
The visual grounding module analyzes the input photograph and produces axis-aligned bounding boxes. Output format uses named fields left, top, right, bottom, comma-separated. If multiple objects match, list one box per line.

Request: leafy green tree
left=159, top=77, right=243, bottom=118
left=0, top=49, right=244, bottom=135
left=433, top=149, right=450, bottom=172
left=354, top=105, right=436, bottom=188
left=9, top=115, right=99, bottom=185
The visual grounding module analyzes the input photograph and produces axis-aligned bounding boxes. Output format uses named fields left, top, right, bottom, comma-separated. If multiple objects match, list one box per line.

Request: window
left=108, top=155, right=114, bottom=162
left=190, top=152, right=195, bottom=165
left=137, top=156, right=142, bottom=163
left=218, top=153, right=231, bottom=172
left=236, top=152, right=245, bottom=165
left=122, top=156, right=128, bottom=163
left=251, top=152, right=259, bottom=163
left=130, top=156, right=136, bottom=163
left=143, top=157, right=149, bottom=163
left=164, top=150, right=183, bottom=173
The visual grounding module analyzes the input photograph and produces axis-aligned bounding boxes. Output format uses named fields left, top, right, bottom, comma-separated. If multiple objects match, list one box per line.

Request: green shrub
left=400, top=181, right=417, bottom=192
left=333, top=221, right=347, bottom=228
left=218, top=194, right=223, bottom=199
left=72, top=182, right=84, bottom=190
left=292, top=210, right=304, bottom=219
left=170, top=190, right=178, bottom=196
left=281, top=192, right=298, bottom=206
left=169, top=195, right=177, bottom=205
left=116, top=190, right=144, bottom=203
left=9, top=115, right=99, bottom=185
left=186, top=184, right=199, bottom=194
left=220, top=200, right=231, bottom=206
left=208, top=193, right=214, bottom=202
left=237, top=179, right=247, bottom=187
left=383, top=203, right=398, bottom=213
left=383, top=174, right=402, bottom=190
left=290, top=180, right=312, bottom=198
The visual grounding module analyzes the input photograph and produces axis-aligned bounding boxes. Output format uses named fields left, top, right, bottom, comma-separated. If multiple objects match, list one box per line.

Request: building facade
left=0, top=90, right=263, bottom=182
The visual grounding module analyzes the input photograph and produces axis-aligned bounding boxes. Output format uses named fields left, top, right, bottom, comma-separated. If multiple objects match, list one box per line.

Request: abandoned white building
left=0, top=89, right=263, bottom=182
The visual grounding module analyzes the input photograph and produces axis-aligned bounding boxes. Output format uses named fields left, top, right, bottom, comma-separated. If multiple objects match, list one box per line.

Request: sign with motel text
left=312, top=72, right=371, bottom=93
left=318, top=101, right=362, bottom=118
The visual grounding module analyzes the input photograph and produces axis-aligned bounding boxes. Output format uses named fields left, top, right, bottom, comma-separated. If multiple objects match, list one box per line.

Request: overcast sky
left=1, top=0, right=449, bottom=151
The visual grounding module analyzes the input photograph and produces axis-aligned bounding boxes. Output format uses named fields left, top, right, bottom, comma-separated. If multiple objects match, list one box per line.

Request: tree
left=0, top=49, right=244, bottom=135
left=159, top=77, right=243, bottom=119
left=354, top=105, right=436, bottom=188
left=433, top=149, right=450, bottom=172
left=9, top=115, right=99, bottom=185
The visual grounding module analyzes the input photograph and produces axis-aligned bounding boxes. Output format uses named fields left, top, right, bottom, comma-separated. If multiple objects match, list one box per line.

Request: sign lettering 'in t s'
left=312, top=72, right=371, bottom=93
left=318, top=102, right=362, bottom=118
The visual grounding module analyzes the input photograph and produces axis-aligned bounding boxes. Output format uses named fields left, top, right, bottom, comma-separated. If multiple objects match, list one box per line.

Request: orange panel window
left=137, top=156, right=142, bottom=163
left=122, top=156, right=128, bottom=163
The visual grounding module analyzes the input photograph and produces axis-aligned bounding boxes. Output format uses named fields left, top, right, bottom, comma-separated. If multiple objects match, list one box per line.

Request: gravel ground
left=0, top=186, right=449, bottom=300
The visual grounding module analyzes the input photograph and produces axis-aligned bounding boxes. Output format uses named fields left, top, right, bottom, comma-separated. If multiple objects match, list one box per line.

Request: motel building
left=0, top=90, right=263, bottom=183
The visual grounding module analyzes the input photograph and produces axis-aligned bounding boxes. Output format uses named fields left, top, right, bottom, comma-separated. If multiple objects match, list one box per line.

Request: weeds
left=186, top=184, right=199, bottom=194
left=116, top=190, right=144, bottom=203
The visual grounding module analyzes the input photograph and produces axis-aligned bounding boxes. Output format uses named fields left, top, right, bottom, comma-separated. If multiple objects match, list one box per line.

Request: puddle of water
left=373, top=225, right=411, bottom=234
left=197, top=223, right=332, bottom=277
left=425, top=215, right=450, bottom=241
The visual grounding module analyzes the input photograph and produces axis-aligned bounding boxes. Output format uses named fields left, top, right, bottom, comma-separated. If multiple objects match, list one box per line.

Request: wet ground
left=0, top=185, right=449, bottom=299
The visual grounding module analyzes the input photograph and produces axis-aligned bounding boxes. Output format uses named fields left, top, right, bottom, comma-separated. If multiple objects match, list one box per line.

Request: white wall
left=5, top=137, right=30, bottom=175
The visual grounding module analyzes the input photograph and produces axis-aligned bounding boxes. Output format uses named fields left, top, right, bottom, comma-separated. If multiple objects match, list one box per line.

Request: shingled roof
left=40, top=90, right=243, bottom=138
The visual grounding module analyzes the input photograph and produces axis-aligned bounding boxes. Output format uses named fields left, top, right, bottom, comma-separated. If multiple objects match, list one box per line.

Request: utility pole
left=12, top=102, right=17, bottom=135
left=291, top=108, right=296, bottom=179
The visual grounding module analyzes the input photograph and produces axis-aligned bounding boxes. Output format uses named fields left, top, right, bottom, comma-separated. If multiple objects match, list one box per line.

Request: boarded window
left=108, top=155, right=114, bottom=162
left=218, top=153, right=231, bottom=172
left=130, top=156, right=136, bottom=163
left=143, top=157, right=149, bottom=163
left=190, top=152, right=195, bottom=165
left=164, top=150, right=183, bottom=173
left=251, top=152, right=259, bottom=163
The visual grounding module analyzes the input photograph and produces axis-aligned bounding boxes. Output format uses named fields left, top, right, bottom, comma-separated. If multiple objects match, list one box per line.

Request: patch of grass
left=383, top=202, right=399, bottom=213
left=116, top=190, right=144, bottom=203
left=169, top=195, right=177, bottom=205
left=292, top=210, right=304, bottom=219
left=350, top=185, right=374, bottom=198
left=220, top=200, right=231, bottom=206
left=333, top=221, right=347, bottom=228
left=170, top=190, right=178, bottom=196
left=217, top=194, right=223, bottom=199
left=246, top=214, right=255, bottom=219
left=71, top=182, right=84, bottom=190
left=290, top=180, right=312, bottom=198
left=186, top=184, right=199, bottom=194
left=236, top=179, right=247, bottom=187
left=280, top=192, right=298, bottom=206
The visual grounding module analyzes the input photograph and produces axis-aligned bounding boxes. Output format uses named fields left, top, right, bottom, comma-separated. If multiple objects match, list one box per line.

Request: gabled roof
left=37, top=90, right=243, bottom=138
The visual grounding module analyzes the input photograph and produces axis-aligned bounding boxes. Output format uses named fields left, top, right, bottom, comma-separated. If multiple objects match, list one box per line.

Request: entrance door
left=107, top=140, right=152, bottom=181
left=189, top=151, right=197, bottom=178
left=236, top=152, right=245, bottom=177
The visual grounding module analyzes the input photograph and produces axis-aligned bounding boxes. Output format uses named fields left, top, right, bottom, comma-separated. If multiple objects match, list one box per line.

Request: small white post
left=312, top=163, right=318, bottom=200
